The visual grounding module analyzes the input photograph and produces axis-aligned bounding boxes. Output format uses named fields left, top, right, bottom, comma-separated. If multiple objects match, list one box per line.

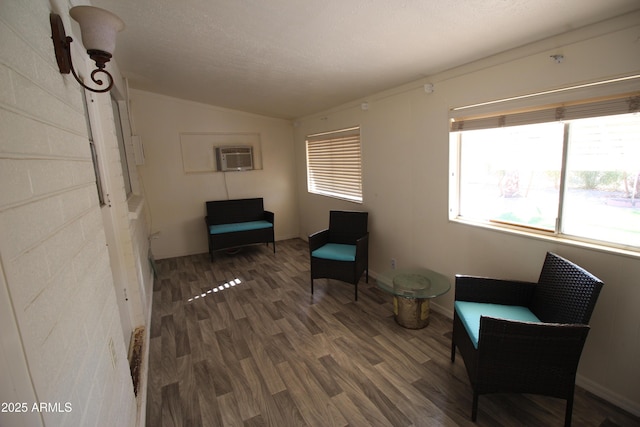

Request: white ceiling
left=92, top=0, right=640, bottom=119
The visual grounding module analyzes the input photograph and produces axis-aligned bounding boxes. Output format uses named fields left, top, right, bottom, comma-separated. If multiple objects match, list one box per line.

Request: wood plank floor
left=146, top=239, right=639, bottom=427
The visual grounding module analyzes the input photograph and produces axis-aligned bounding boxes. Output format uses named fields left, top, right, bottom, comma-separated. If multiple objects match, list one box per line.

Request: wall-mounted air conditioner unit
left=215, top=146, right=254, bottom=171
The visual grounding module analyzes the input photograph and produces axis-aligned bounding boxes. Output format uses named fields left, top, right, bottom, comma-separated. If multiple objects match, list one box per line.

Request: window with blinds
left=450, top=90, right=640, bottom=251
left=306, top=126, right=363, bottom=203
left=450, top=94, right=639, bottom=132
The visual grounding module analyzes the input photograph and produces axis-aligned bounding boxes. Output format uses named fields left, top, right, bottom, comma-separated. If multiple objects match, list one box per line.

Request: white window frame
left=449, top=76, right=640, bottom=254
left=111, top=97, right=133, bottom=198
left=82, top=90, right=106, bottom=206
left=306, top=126, right=363, bottom=203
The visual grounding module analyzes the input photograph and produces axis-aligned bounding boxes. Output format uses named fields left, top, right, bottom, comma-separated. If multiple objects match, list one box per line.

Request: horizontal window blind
left=306, top=126, right=362, bottom=202
left=451, top=93, right=640, bottom=132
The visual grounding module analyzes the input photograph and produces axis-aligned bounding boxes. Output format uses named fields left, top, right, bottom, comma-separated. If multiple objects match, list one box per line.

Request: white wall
left=0, top=1, right=150, bottom=426
left=130, top=90, right=299, bottom=259
left=293, top=12, right=640, bottom=415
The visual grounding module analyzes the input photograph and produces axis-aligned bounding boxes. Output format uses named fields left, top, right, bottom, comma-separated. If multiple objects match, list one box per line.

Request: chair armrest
left=309, top=229, right=330, bottom=251
left=355, top=232, right=369, bottom=257
left=455, top=275, right=536, bottom=306
left=263, top=210, right=275, bottom=224
left=478, top=317, right=590, bottom=387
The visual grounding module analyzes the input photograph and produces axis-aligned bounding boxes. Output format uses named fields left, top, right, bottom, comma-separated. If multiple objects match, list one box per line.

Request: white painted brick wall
left=0, top=1, right=143, bottom=426
left=0, top=109, right=50, bottom=155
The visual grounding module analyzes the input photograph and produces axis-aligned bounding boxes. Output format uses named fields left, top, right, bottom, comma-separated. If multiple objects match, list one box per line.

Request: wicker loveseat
left=205, top=198, right=275, bottom=261
left=451, top=252, right=603, bottom=427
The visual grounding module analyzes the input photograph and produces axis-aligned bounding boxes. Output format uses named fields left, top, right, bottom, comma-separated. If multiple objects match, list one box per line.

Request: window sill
left=308, top=191, right=363, bottom=204
left=450, top=217, right=640, bottom=260
left=128, top=195, right=145, bottom=220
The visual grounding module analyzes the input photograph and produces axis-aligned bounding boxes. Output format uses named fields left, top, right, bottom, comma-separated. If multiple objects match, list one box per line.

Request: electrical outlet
left=391, top=258, right=396, bottom=270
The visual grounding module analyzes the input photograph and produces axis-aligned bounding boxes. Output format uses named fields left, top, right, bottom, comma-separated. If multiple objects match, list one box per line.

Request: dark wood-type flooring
left=146, top=239, right=639, bottom=427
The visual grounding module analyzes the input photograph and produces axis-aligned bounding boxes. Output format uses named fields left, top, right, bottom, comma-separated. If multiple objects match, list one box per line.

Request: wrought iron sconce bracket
left=50, top=13, right=115, bottom=93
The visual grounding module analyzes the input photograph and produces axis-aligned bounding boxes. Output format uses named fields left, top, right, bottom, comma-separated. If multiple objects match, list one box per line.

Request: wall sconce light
left=50, top=6, right=124, bottom=93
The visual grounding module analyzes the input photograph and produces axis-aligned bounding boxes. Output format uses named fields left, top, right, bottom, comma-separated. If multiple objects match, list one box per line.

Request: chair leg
left=310, top=275, right=314, bottom=295
left=472, top=392, right=479, bottom=422
left=355, top=282, right=358, bottom=301
left=450, top=341, right=456, bottom=362
left=564, top=395, right=574, bottom=427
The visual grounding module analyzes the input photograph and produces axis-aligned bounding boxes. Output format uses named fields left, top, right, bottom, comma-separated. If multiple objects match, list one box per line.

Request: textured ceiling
left=92, top=0, right=640, bottom=119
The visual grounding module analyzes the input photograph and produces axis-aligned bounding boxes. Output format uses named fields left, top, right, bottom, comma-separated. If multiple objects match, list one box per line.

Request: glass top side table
left=376, top=268, right=451, bottom=329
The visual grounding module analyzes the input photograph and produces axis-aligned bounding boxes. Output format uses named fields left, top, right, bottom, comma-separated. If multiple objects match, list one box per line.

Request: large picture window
left=450, top=93, right=640, bottom=250
left=306, top=126, right=363, bottom=203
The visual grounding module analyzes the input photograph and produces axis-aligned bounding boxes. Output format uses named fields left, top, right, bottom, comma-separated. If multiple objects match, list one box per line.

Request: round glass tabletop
left=376, top=268, right=450, bottom=298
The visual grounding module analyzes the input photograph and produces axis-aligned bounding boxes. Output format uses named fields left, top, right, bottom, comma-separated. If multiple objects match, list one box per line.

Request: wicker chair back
left=530, top=252, right=603, bottom=324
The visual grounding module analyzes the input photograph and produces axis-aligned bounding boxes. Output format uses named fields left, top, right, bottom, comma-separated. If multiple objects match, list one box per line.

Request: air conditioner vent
left=215, top=146, right=254, bottom=171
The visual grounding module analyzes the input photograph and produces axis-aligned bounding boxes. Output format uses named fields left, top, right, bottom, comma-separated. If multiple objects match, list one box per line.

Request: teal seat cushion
left=454, top=301, right=541, bottom=349
left=209, top=220, right=272, bottom=235
left=312, top=243, right=356, bottom=262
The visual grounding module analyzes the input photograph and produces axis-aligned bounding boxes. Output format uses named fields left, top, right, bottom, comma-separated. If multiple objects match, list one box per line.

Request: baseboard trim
left=430, top=301, right=453, bottom=319
left=576, top=374, right=640, bottom=417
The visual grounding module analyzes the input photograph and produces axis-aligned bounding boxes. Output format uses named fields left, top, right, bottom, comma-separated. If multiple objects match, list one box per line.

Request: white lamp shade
left=70, top=6, right=124, bottom=54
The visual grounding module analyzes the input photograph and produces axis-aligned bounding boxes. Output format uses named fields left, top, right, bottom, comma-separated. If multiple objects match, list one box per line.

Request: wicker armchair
left=309, top=211, right=369, bottom=300
left=451, top=252, right=603, bottom=427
